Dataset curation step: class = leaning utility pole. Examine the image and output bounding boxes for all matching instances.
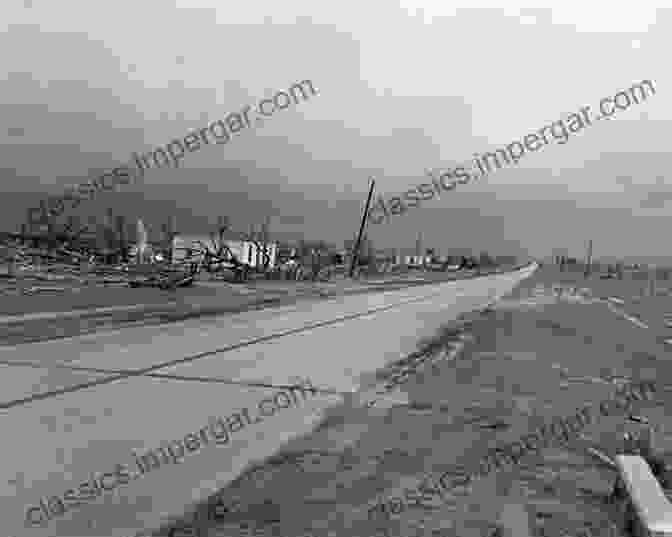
[349,177,375,278]
[584,239,593,278]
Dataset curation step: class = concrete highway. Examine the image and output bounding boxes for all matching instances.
[0,263,536,537]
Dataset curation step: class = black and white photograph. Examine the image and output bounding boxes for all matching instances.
[0,2,670,536]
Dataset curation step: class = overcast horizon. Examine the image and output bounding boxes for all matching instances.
[1,1,670,263]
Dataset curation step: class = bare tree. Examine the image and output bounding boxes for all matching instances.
[261,216,271,269]
[479,250,495,267]
[115,215,128,262]
[201,216,237,266]
[292,239,333,280]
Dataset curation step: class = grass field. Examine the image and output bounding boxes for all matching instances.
[0,269,510,345]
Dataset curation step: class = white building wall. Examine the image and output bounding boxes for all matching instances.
[394,255,430,266]
[171,236,277,268]
[246,242,278,268]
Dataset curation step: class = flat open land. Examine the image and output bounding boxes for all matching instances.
[0,269,499,345]
[154,266,672,537]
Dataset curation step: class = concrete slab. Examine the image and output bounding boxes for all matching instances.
[0,264,537,537]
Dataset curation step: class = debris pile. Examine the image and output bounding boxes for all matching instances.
[0,240,198,295]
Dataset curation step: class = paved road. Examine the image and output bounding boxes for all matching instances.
[0,264,536,537]
[0,274,485,346]
[205,266,672,537]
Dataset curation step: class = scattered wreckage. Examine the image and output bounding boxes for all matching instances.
[125,263,197,289]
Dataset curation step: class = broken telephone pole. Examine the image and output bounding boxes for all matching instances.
[349,177,375,279]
